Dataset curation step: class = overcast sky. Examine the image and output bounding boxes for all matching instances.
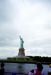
[0,0,51,58]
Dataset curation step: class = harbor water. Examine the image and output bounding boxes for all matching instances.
[1,63,51,75]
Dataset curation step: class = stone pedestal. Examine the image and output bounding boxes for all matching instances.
[18,48,25,57]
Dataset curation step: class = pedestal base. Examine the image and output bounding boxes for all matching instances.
[18,48,25,57]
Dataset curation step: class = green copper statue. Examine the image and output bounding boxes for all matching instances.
[19,36,24,48]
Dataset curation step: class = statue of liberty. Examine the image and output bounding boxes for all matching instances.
[19,36,24,48]
[18,36,25,56]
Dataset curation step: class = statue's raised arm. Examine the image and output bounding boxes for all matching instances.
[19,36,24,48]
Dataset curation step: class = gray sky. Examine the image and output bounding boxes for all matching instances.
[0,0,51,58]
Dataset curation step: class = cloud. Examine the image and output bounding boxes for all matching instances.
[0,0,51,58]
[0,47,18,59]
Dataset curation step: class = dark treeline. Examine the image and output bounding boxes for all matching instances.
[29,56,51,62]
[0,56,51,63]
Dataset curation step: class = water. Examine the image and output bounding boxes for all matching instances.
[4,63,36,73]
[1,63,51,75]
